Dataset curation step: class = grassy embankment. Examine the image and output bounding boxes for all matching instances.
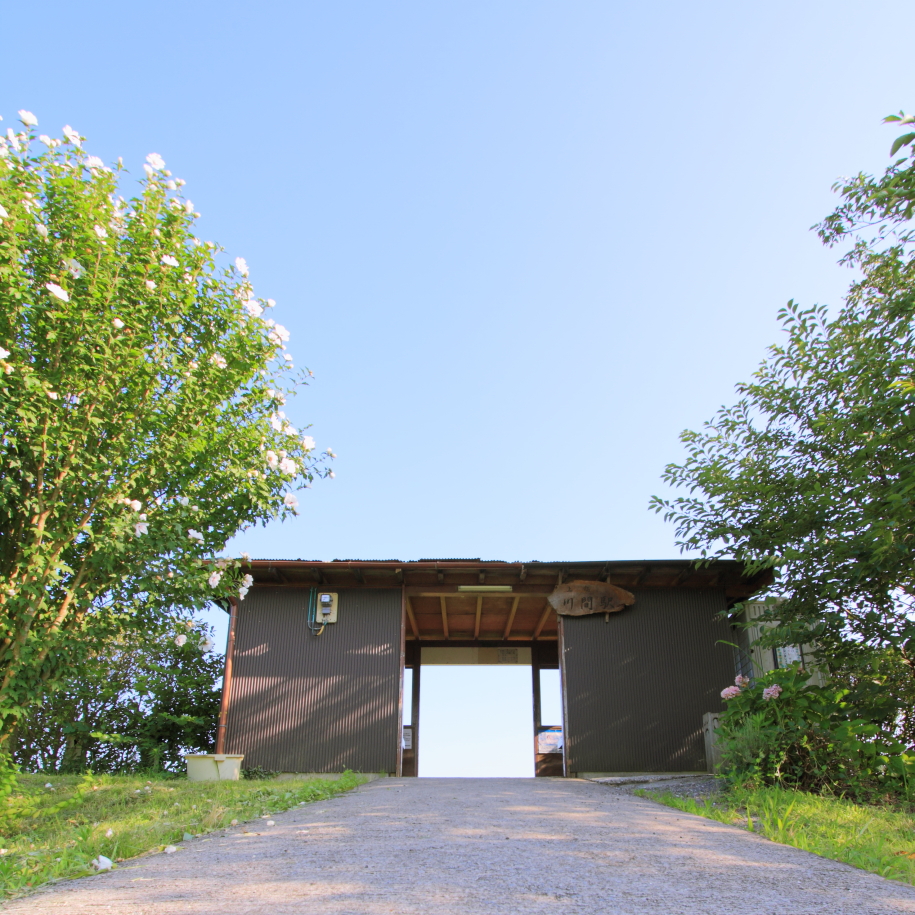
[1,770,364,898]
[642,785,915,886]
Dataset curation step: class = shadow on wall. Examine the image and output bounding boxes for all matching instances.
[562,589,735,773]
[225,588,403,773]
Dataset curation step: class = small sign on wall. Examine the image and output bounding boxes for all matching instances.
[402,727,413,750]
[548,580,635,617]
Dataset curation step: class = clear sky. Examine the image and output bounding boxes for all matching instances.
[6,0,915,774]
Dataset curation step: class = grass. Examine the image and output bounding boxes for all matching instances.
[0,770,365,899]
[640,784,915,886]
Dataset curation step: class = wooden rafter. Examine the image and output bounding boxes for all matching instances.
[474,596,483,639]
[405,596,420,640]
[532,603,553,640]
[440,596,450,639]
[503,595,520,639]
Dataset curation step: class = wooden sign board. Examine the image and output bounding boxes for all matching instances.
[548,580,635,617]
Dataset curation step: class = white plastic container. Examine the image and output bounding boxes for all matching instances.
[184,754,244,781]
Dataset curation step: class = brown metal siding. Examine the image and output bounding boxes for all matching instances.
[561,588,735,773]
[225,587,403,772]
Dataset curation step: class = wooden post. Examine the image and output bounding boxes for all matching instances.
[531,656,542,775]
[411,651,421,776]
[215,597,238,755]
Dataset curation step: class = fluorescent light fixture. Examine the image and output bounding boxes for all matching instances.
[457,585,513,592]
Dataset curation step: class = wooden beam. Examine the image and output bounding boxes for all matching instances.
[502,595,521,639]
[439,596,450,639]
[407,587,552,597]
[405,596,420,640]
[473,596,483,639]
[532,603,554,640]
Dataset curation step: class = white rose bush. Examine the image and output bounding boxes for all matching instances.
[0,111,332,762]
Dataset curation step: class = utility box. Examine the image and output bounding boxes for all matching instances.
[184,753,244,781]
[318,592,339,623]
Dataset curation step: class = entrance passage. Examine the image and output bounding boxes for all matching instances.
[419,666,533,777]
[401,643,564,777]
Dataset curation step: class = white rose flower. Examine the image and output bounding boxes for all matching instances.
[45,282,69,302]
[234,257,249,276]
[39,134,52,146]
[326,449,336,458]
[328,470,335,479]
[18,110,37,127]
[36,224,48,238]
[146,152,165,170]
[242,574,254,588]
[161,254,179,267]
[0,347,9,360]
[174,634,187,647]
[200,636,215,652]
[266,298,276,308]
[178,496,190,506]
[85,156,104,169]
[94,225,108,239]
[210,354,227,369]
[279,457,297,475]
[0,204,7,219]
[65,259,84,279]
[112,318,125,329]
[244,299,263,317]
[62,125,81,147]
[184,200,194,213]
[47,391,59,400]
[135,522,148,536]
[208,571,223,588]
[187,529,204,542]
[265,450,279,469]
[301,436,316,451]
[283,492,299,511]
[238,586,249,600]
[145,279,156,290]
[129,499,142,511]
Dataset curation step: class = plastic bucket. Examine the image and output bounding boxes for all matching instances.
[184,754,244,781]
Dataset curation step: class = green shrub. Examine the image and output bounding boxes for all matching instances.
[716,666,915,801]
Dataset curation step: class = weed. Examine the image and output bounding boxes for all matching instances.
[641,785,915,886]
[0,770,364,898]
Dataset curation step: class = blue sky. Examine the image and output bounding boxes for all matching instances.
[7,0,915,774]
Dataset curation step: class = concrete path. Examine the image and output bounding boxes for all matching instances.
[7,777,915,915]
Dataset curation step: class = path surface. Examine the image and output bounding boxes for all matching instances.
[7,777,915,915]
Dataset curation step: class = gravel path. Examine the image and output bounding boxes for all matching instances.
[7,777,915,915]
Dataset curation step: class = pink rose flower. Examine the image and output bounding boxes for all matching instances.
[721,686,742,700]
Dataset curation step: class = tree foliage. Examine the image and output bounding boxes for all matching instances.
[0,111,331,746]
[10,617,223,773]
[651,113,915,702]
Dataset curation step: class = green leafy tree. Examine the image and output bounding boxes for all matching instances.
[11,617,224,773]
[0,110,332,751]
[651,113,915,715]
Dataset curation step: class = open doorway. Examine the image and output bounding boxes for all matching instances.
[401,644,564,777]
[419,665,533,776]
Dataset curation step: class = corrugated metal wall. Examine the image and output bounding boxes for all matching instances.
[561,588,735,773]
[225,587,402,773]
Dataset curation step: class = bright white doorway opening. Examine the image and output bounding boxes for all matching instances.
[417,666,536,777]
